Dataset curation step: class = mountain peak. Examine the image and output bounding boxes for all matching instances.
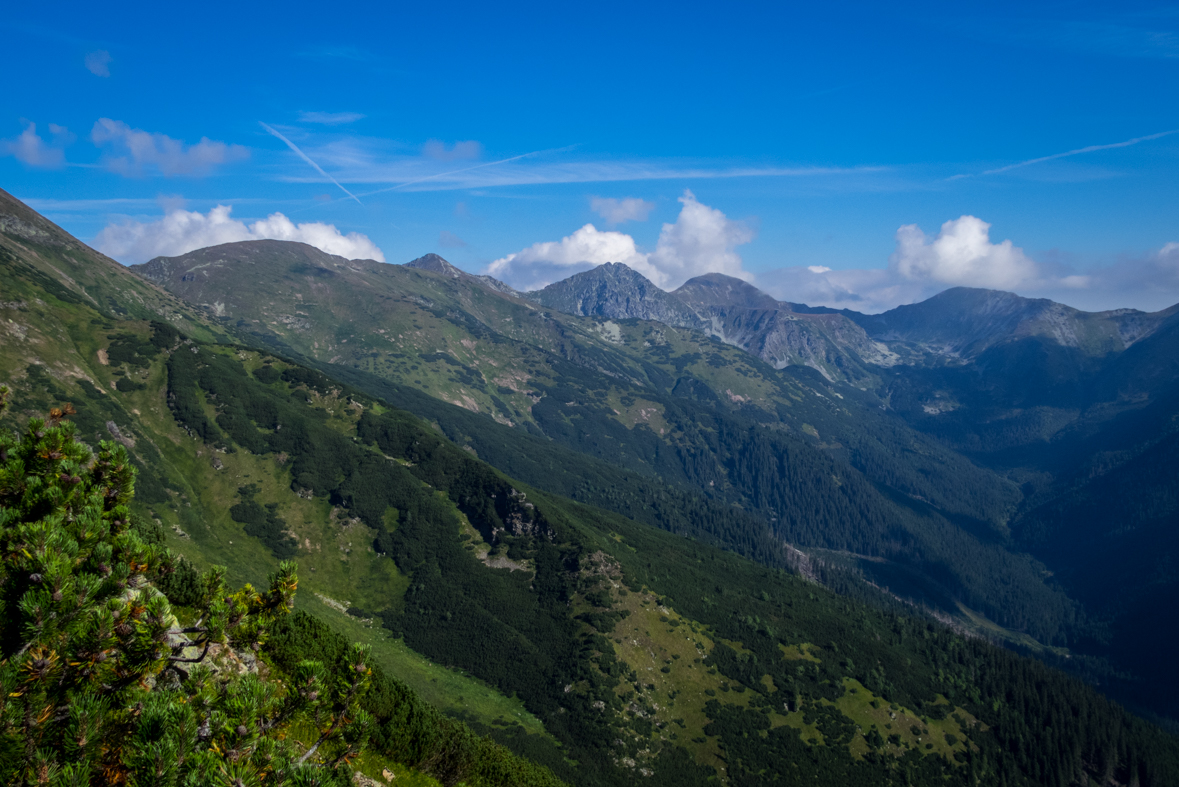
[133,239,362,286]
[850,285,1174,357]
[673,273,781,311]
[528,263,701,326]
[405,253,463,278]
[402,253,517,294]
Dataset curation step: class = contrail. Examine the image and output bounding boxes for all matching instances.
[981,129,1179,176]
[356,146,573,197]
[259,121,362,204]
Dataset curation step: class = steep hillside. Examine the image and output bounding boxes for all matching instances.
[1013,425,1179,719]
[0,187,228,344]
[128,244,1015,528]
[206,246,1179,724]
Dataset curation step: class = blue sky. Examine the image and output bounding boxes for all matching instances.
[3,1,1178,311]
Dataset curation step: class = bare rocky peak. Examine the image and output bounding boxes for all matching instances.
[405,253,463,277]
[528,262,703,327]
[528,263,884,382]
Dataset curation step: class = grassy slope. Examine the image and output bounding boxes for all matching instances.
[0,187,228,344]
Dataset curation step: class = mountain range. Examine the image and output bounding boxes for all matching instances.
[3,185,1179,785]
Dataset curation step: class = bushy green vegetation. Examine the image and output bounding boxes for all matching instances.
[0,390,360,785]
[267,612,566,787]
[0,387,566,787]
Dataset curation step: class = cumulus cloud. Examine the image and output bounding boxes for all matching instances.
[91,119,248,177]
[758,266,937,314]
[422,140,482,161]
[486,224,650,291]
[298,111,365,125]
[762,216,1048,312]
[648,190,754,286]
[590,196,655,224]
[1,122,70,168]
[759,219,1179,314]
[891,215,1039,289]
[94,205,384,264]
[85,50,112,77]
[487,190,753,291]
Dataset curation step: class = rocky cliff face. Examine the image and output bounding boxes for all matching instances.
[529,266,890,383]
[528,263,704,328]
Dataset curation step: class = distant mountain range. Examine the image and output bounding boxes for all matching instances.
[528,264,893,384]
[530,260,1179,387]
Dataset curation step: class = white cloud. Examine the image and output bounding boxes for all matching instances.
[891,215,1039,289]
[422,140,482,161]
[85,50,112,77]
[486,224,652,291]
[761,215,1050,312]
[487,190,753,290]
[298,111,365,125]
[591,196,655,224]
[649,190,754,287]
[758,266,936,314]
[94,205,384,264]
[758,222,1179,314]
[1,122,68,168]
[91,118,249,177]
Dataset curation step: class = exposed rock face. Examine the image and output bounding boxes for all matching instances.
[527,264,1179,385]
[528,263,704,328]
[530,265,885,382]
[404,253,464,278]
